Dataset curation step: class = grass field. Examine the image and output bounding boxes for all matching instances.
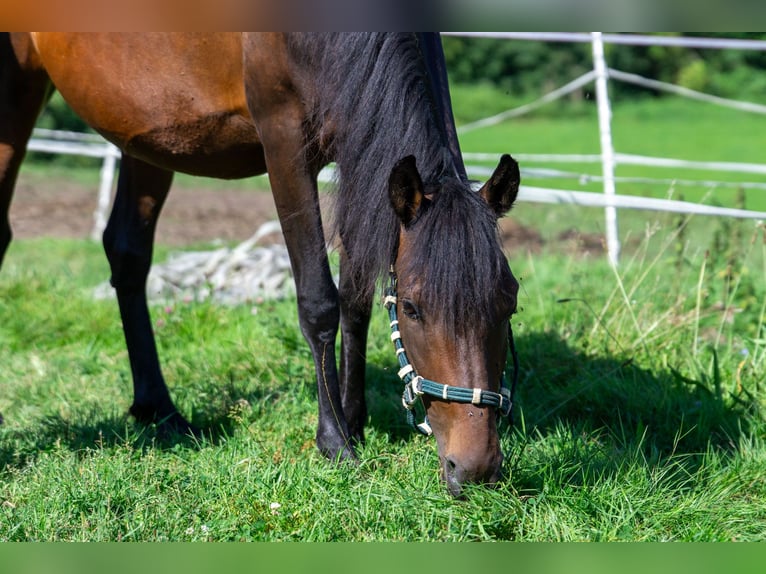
[455,87,766,211]
[2,95,766,540]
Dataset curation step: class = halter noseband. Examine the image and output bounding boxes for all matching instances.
[383,267,520,436]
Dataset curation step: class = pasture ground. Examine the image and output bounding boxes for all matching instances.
[1,96,765,541]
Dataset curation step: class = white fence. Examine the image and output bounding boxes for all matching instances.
[446,32,766,264]
[28,33,766,263]
[28,128,119,240]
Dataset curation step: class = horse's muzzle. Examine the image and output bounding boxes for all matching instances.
[442,451,503,498]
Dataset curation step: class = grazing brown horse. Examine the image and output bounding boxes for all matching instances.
[0,33,520,497]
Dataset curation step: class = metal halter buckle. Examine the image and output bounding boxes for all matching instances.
[499,385,513,418]
[401,376,423,410]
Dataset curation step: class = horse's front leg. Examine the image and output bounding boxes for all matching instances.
[256,133,354,462]
[272,164,355,461]
[270,166,354,460]
[102,155,193,435]
[338,248,373,444]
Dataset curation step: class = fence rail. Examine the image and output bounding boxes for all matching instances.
[28,129,119,240]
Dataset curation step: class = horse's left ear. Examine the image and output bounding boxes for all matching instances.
[389,155,424,227]
[478,154,520,217]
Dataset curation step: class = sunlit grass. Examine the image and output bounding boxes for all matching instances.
[1,211,765,540]
[455,91,766,211]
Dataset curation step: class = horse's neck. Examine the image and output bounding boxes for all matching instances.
[414,33,466,181]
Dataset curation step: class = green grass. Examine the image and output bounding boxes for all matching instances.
[1,212,765,541]
[458,92,766,210]
[451,90,766,253]
[3,96,766,541]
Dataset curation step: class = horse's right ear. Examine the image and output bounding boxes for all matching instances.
[388,155,424,227]
[479,154,520,218]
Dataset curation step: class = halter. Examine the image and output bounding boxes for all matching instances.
[383,267,520,436]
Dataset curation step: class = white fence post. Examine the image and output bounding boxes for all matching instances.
[591,32,620,265]
[91,144,119,240]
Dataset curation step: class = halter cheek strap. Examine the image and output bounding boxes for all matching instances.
[384,269,520,436]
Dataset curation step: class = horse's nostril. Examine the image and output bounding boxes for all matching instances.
[444,457,462,482]
[443,457,464,498]
[444,453,502,486]
[445,456,467,487]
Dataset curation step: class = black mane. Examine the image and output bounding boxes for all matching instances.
[287,33,511,326]
[398,180,515,333]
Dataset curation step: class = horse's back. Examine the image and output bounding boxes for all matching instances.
[29,32,268,178]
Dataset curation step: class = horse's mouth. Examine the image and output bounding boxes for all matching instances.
[440,454,504,498]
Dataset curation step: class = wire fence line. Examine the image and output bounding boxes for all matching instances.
[457,70,597,133]
[464,152,766,175]
[516,185,766,220]
[470,164,766,192]
[606,68,766,115]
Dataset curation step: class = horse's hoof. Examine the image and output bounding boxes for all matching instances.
[316,432,358,464]
[129,404,200,439]
[157,411,202,439]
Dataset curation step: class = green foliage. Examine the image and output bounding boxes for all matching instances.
[35,92,90,134]
[442,34,766,103]
[677,59,709,92]
[443,36,593,98]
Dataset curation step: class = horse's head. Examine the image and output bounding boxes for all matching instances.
[387,154,520,497]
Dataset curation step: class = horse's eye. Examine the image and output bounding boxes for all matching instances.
[401,299,422,321]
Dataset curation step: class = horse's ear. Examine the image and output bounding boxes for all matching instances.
[389,155,424,227]
[479,154,520,217]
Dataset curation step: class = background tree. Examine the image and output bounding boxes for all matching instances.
[441,33,766,103]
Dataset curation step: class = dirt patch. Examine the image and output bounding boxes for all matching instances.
[556,229,607,256]
[9,175,592,256]
[498,217,545,254]
[11,178,280,247]
[11,179,104,240]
